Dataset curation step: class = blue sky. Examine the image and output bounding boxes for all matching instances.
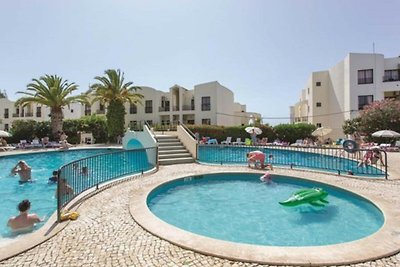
[1,0,399,125]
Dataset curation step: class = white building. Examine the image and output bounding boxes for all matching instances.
[290,53,400,139]
[122,81,260,128]
[0,97,81,131]
[0,81,260,131]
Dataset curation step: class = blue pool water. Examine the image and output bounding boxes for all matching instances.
[0,149,119,241]
[148,173,384,246]
[198,146,385,177]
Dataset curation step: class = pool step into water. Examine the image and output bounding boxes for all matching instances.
[156,135,195,165]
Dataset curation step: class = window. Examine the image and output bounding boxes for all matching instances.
[4,124,9,131]
[187,119,195,125]
[358,69,373,84]
[129,103,137,114]
[99,103,105,111]
[146,120,153,126]
[129,120,137,130]
[201,96,211,111]
[202,118,211,125]
[84,104,91,116]
[145,100,152,113]
[307,88,310,94]
[358,95,374,110]
[4,108,9,118]
[316,102,322,107]
[383,69,400,82]
[316,82,321,86]
[36,107,41,117]
[316,123,322,128]
[191,98,195,110]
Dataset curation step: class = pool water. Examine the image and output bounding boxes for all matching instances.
[198,146,385,177]
[148,173,384,246]
[0,149,118,241]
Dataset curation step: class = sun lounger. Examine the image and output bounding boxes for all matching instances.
[221,137,232,145]
[0,146,16,152]
[233,138,245,145]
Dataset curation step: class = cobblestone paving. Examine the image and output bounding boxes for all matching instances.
[1,162,400,267]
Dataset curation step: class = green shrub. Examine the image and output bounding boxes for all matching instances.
[63,115,108,144]
[8,116,107,145]
[186,124,276,143]
[273,123,316,144]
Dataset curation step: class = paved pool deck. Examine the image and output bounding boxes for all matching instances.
[0,152,400,266]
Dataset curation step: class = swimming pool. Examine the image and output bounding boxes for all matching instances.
[148,173,384,246]
[198,145,385,177]
[0,149,119,242]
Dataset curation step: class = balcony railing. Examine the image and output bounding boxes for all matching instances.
[383,76,400,82]
[182,105,195,111]
[96,109,105,114]
[25,112,34,117]
[12,113,19,118]
[159,106,170,112]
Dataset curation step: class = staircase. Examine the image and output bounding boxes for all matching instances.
[156,135,195,165]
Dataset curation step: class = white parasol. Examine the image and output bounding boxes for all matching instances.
[371,130,400,138]
[0,130,11,138]
[311,127,332,137]
[245,126,262,135]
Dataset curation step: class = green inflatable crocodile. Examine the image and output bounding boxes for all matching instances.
[279,188,329,207]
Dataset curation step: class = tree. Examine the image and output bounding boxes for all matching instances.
[358,99,400,140]
[342,117,361,136]
[88,69,143,142]
[15,75,86,137]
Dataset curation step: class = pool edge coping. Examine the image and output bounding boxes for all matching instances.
[129,166,400,266]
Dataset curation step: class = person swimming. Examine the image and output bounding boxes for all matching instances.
[7,199,42,233]
[48,170,58,184]
[11,160,32,183]
[260,172,272,183]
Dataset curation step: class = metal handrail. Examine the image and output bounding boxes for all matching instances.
[56,147,157,222]
[197,144,388,179]
[178,121,196,139]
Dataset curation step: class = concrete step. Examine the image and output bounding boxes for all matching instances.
[158,145,186,151]
[159,153,192,159]
[155,135,178,140]
[159,157,195,165]
[159,149,189,155]
[158,142,183,147]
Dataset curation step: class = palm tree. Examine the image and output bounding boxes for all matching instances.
[88,69,143,142]
[16,74,86,137]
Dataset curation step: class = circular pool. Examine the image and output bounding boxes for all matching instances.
[147,173,383,247]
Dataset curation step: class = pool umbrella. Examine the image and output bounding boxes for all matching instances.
[245,126,262,135]
[0,130,11,138]
[311,127,332,138]
[371,130,400,138]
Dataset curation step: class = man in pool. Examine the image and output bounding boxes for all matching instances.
[11,160,32,183]
[7,199,42,232]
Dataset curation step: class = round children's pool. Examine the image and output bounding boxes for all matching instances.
[147,173,384,246]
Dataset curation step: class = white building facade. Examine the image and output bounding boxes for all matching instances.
[290,53,400,139]
[0,81,260,131]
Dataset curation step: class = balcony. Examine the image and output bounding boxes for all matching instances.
[182,105,195,111]
[158,106,170,112]
[25,112,34,117]
[12,113,19,118]
[96,109,105,114]
[383,76,400,82]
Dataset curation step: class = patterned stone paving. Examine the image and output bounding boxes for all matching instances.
[1,155,400,266]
